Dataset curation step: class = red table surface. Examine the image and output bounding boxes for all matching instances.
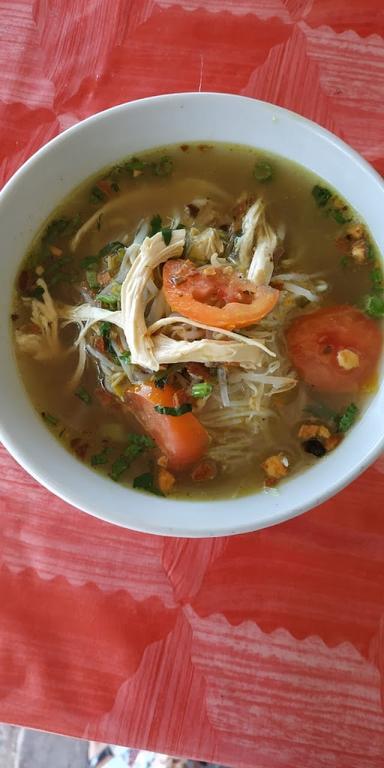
[1,1,384,766]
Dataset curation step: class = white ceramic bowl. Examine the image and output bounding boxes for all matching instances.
[0,93,383,537]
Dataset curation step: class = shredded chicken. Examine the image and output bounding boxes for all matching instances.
[71,179,232,253]
[147,315,274,355]
[16,279,61,361]
[120,230,186,370]
[153,333,267,366]
[187,227,224,262]
[234,198,278,286]
[236,199,265,272]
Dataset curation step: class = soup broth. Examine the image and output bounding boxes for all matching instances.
[12,143,383,499]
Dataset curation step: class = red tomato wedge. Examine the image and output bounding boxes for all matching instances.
[123,382,209,471]
[162,259,279,330]
[286,305,382,392]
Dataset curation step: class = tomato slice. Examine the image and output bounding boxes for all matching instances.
[286,305,382,392]
[162,259,279,330]
[123,382,209,471]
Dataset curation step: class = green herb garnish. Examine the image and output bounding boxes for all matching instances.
[86,270,99,289]
[98,241,126,257]
[254,160,273,182]
[75,386,92,405]
[149,215,174,244]
[340,255,350,269]
[312,185,332,207]
[154,403,192,416]
[161,227,172,246]
[124,434,154,462]
[43,217,79,242]
[125,156,146,175]
[336,403,359,433]
[149,214,162,237]
[99,321,111,336]
[129,434,154,449]
[99,295,118,309]
[110,454,130,481]
[99,321,116,356]
[133,472,164,496]
[119,350,132,363]
[109,435,154,481]
[91,447,109,466]
[362,293,384,318]
[41,411,58,426]
[152,156,173,177]
[90,185,107,204]
[80,255,99,269]
[191,382,213,399]
[331,209,352,224]
[154,371,167,388]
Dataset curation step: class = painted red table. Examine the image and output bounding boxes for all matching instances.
[1,2,384,766]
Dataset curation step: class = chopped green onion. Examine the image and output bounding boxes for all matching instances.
[191,382,213,399]
[75,386,92,405]
[91,447,109,466]
[154,371,167,389]
[98,321,116,356]
[90,185,107,204]
[80,255,99,269]
[149,215,175,244]
[340,255,350,269]
[125,156,146,175]
[128,434,154,449]
[254,160,273,182]
[133,472,164,496]
[98,241,126,257]
[362,294,384,318]
[154,403,192,416]
[110,455,130,481]
[161,227,172,246]
[99,321,111,336]
[124,434,155,461]
[312,185,332,207]
[149,214,162,237]
[109,434,154,481]
[43,216,80,242]
[86,269,99,289]
[41,411,58,426]
[152,156,173,177]
[119,350,132,363]
[331,209,352,224]
[336,403,359,433]
[99,295,118,309]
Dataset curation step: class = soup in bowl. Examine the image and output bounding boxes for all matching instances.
[0,93,383,536]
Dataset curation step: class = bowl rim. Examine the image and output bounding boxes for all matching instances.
[1,91,383,538]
